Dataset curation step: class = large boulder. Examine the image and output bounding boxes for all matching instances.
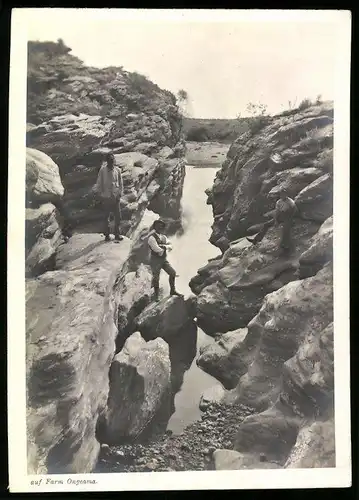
[25,203,63,277]
[104,332,171,444]
[26,148,64,205]
[26,203,60,252]
[233,408,300,465]
[197,329,249,389]
[134,296,196,343]
[25,149,66,276]
[26,234,133,474]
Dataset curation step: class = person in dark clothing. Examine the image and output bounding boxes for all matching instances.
[94,153,124,242]
[148,219,183,301]
[247,189,298,254]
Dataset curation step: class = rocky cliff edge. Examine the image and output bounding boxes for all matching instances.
[191,101,334,469]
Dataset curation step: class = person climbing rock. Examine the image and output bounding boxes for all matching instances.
[247,188,298,254]
[94,152,124,243]
[148,219,183,301]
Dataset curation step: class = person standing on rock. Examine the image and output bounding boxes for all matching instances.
[148,219,183,301]
[247,189,298,254]
[94,153,124,242]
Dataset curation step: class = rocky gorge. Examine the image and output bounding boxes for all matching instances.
[26,40,189,473]
[25,40,334,475]
[97,100,335,473]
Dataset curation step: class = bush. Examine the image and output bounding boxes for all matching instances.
[298,98,312,111]
[186,126,209,141]
[247,115,271,135]
[128,71,158,95]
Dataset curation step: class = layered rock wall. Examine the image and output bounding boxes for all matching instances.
[26,41,186,233]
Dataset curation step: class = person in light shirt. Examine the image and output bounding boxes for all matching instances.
[247,188,298,254]
[94,153,124,242]
[148,219,183,301]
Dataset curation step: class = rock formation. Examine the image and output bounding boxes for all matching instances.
[191,102,333,335]
[26,148,66,277]
[197,328,249,389]
[26,40,186,233]
[191,102,335,469]
[104,332,171,444]
[134,296,196,343]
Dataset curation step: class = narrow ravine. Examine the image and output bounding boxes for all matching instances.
[164,165,222,434]
[94,164,250,473]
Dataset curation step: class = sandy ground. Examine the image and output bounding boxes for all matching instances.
[185,141,230,167]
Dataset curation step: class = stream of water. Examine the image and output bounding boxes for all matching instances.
[158,165,223,434]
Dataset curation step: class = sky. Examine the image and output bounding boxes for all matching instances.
[23,9,344,118]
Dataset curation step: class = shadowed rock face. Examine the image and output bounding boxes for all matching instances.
[192,218,320,336]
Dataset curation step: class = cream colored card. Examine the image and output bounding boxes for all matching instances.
[8,8,351,492]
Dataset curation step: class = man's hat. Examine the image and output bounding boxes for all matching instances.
[153,218,166,228]
[106,152,115,161]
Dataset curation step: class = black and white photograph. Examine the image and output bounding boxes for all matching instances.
[8,8,351,492]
